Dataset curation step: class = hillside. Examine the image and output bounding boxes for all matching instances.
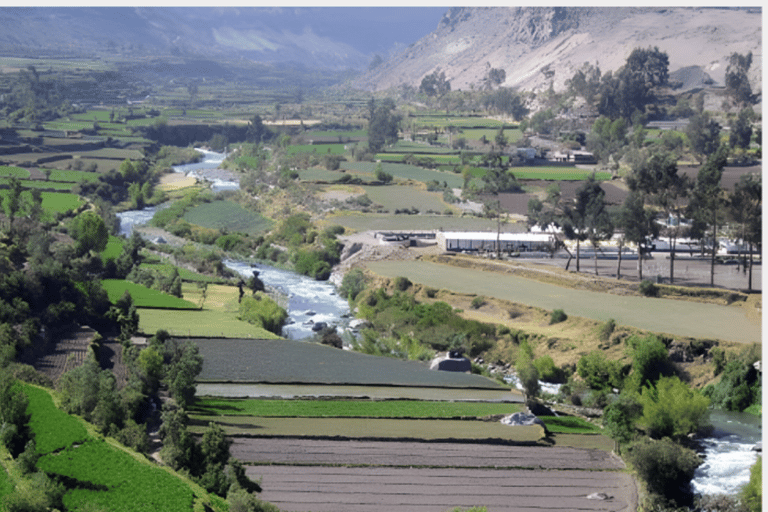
[354,7,762,96]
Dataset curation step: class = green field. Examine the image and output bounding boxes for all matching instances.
[138,308,280,339]
[0,165,31,178]
[0,190,84,213]
[183,200,274,235]
[102,279,198,310]
[37,439,197,512]
[376,153,463,165]
[48,169,102,183]
[509,166,611,181]
[23,384,89,455]
[191,398,522,418]
[298,167,370,182]
[101,236,124,262]
[362,185,455,213]
[538,415,601,434]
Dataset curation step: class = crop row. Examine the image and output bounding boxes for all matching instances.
[37,439,196,512]
[191,398,523,418]
[22,384,89,455]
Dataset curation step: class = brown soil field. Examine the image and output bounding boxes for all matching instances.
[498,180,628,216]
[240,439,635,512]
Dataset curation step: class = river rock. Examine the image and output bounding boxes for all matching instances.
[500,412,546,428]
[349,319,372,330]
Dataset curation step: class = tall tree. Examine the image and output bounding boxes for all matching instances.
[562,175,612,274]
[725,52,753,105]
[689,145,728,286]
[628,150,690,283]
[729,107,754,150]
[419,69,451,99]
[686,112,721,164]
[729,173,761,292]
[367,99,400,153]
[597,47,669,120]
[619,191,658,281]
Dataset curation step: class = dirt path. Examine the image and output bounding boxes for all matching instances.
[239,439,636,512]
[365,259,760,344]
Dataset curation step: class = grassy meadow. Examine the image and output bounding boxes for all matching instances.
[101,279,198,310]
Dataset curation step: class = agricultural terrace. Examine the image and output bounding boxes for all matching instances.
[0,165,30,178]
[365,259,761,344]
[361,185,457,213]
[194,338,505,388]
[100,235,124,262]
[326,211,527,232]
[101,279,198,309]
[286,143,347,155]
[182,200,274,236]
[0,190,84,213]
[137,284,280,338]
[340,162,465,188]
[20,384,227,512]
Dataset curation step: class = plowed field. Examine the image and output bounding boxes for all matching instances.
[240,439,636,512]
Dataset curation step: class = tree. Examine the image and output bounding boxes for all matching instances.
[686,112,721,163]
[626,437,701,506]
[626,334,674,391]
[586,116,627,164]
[688,145,728,286]
[568,174,613,275]
[729,173,761,291]
[628,149,689,283]
[638,376,710,440]
[483,67,506,89]
[577,351,623,390]
[0,368,30,457]
[729,107,754,150]
[567,62,601,104]
[2,176,23,234]
[246,114,268,143]
[515,341,539,401]
[618,191,658,281]
[597,47,669,120]
[374,163,393,184]
[368,99,400,153]
[70,211,109,256]
[419,69,451,99]
[725,51,753,105]
[602,394,642,446]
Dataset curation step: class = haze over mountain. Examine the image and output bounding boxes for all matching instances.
[0,7,446,70]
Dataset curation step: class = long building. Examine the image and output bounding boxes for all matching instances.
[436,231,556,253]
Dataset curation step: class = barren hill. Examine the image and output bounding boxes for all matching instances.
[354,7,761,95]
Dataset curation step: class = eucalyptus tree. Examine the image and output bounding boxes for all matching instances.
[688,145,728,286]
[729,173,761,291]
[562,174,613,274]
[628,149,690,283]
[618,191,658,281]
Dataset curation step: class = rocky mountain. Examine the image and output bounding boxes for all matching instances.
[354,7,762,96]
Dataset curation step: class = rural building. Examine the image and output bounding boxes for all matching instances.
[646,120,690,131]
[436,231,556,253]
[430,351,471,372]
[551,150,596,164]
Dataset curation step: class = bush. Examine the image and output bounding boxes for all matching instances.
[577,351,623,390]
[741,457,762,512]
[534,355,564,383]
[393,276,411,291]
[471,296,486,309]
[238,294,288,335]
[639,376,710,440]
[339,268,367,302]
[549,309,567,324]
[639,279,659,297]
[599,319,616,341]
[626,437,701,506]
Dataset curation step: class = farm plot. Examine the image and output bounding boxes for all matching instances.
[137,309,280,339]
[326,212,527,233]
[191,398,523,419]
[365,260,761,344]
[28,325,96,386]
[361,185,456,213]
[249,464,635,512]
[102,279,198,309]
[182,200,273,236]
[193,338,505,388]
[191,416,546,443]
[340,162,465,188]
[0,165,30,178]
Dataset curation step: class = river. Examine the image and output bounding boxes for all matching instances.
[116,148,759,497]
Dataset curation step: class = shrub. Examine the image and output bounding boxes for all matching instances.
[638,376,710,440]
[424,287,438,298]
[339,268,367,302]
[577,351,623,390]
[549,309,567,324]
[238,294,288,335]
[626,437,701,506]
[639,279,659,297]
[393,276,411,291]
[599,318,616,341]
[471,296,485,309]
[741,457,762,512]
[534,355,564,383]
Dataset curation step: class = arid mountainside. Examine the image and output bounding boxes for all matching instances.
[354,7,761,95]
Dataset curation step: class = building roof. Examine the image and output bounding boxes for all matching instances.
[440,231,554,242]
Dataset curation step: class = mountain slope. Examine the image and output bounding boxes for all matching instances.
[354,7,762,95]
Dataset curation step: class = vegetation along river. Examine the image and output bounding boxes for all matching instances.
[117,149,758,499]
